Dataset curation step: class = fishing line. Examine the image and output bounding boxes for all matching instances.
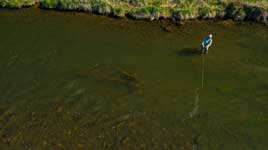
[201,52,206,89]
[190,52,206,118]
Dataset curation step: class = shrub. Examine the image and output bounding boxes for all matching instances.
[152,0,163,7]
[225,1,244,18]
[113,6,125,17]
[172,5,198,21]
[40,0,59,9]
[91,0,112,15]
[199,6,211,17]
[244,5,267,22]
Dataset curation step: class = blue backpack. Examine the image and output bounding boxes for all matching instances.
[202,37,212,47]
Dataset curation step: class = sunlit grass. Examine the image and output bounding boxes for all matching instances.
[0,0,37,8]
[1,0,268,22]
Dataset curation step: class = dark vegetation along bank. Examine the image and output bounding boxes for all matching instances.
[1,0,268,24]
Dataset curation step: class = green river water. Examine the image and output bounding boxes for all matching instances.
[0,7,268,150]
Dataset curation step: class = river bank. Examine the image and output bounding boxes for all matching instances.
[1,0,268,25]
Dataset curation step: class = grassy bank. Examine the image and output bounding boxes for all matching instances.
[1,0,268,23]
[0,0,38,8]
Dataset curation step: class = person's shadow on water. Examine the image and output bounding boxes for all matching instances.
[176,47,202,56]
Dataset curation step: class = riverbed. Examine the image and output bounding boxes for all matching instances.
[0,7,268,150]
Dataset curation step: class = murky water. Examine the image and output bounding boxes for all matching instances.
[0,7,268,150]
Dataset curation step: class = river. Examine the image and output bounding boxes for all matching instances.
[0,7,268,150]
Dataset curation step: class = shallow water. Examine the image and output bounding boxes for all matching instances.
[0,8,268,150]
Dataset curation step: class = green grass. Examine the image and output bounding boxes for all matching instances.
[112,6,125,17]
[1,0,268,22]
[0,0,37,8]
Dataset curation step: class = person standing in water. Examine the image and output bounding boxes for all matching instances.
[201,34,213,54]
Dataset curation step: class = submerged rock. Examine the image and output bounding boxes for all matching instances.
[219,19,235,28]
[161,25,172,32]
[160,21,173,32]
